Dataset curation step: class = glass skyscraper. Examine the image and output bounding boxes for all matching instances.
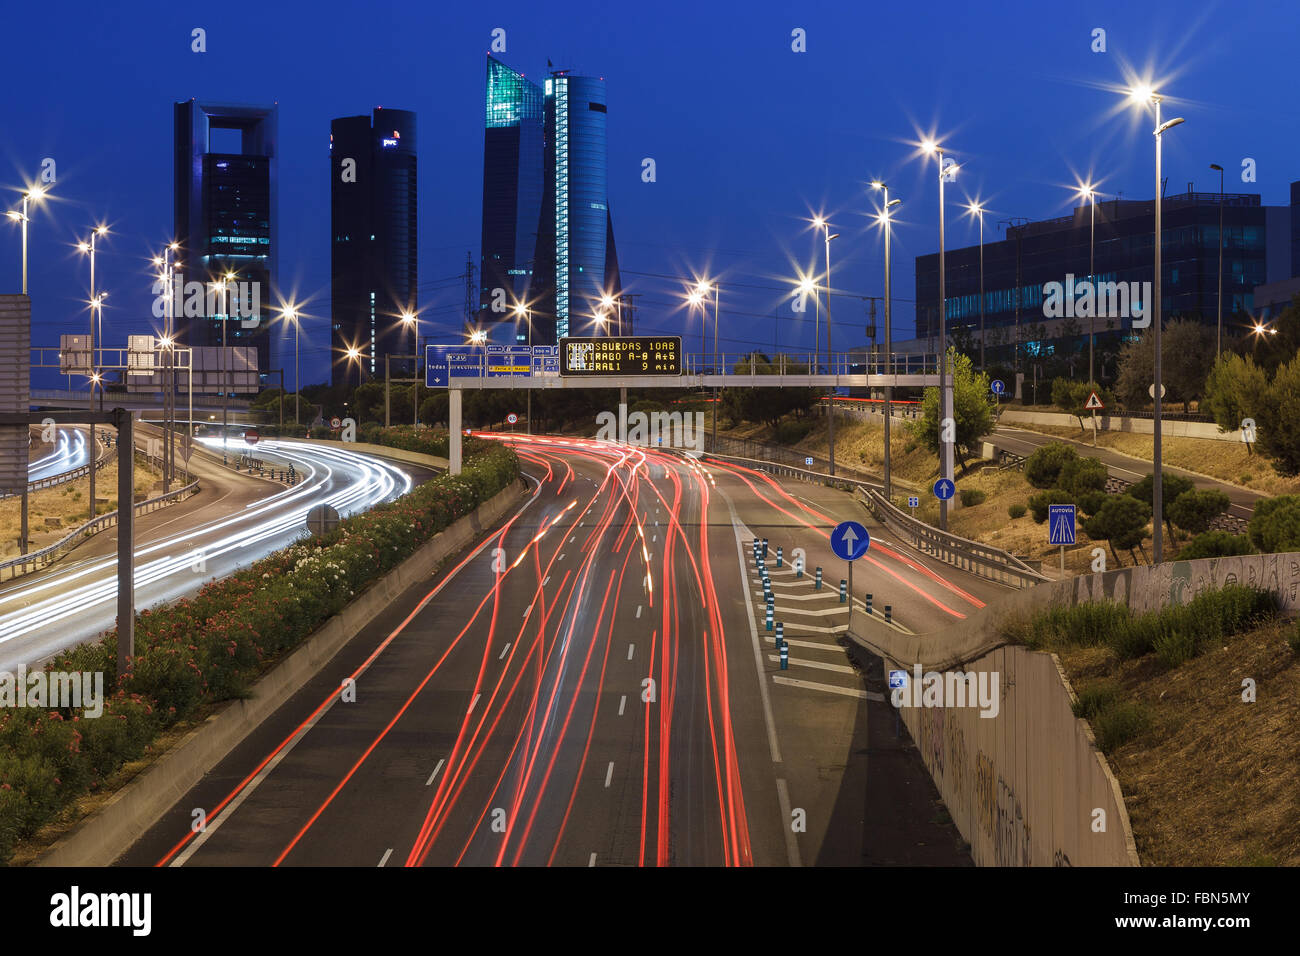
[330,107,418,386]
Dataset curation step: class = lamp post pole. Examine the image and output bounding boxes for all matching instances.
[1211,163,1225,359]
[874,183,899,499]
[712,284,720,453]
[823,229,838,476]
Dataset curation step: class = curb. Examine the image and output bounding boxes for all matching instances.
[34,476,527,867]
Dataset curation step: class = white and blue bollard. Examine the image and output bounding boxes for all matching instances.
[776,547,783,568]
[775,621,784,648]
[779,642,789,670]
[766,604,774,631]
[762,538,769,558]
[866,593,873,615]
[885,605,893,625]
[815,567,822,590]
[839,579,847,603]
[795,559,803,579]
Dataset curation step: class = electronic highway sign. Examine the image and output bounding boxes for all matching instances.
[560,336,681,376]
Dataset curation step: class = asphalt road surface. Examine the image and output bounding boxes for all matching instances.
[0,438,424,671]
[122,434,1000,867]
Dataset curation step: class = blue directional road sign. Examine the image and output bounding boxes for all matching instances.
[486,344,533,378]
[804,457,814,466]
[426,345,483,387]
[1048,504,1077,545]
[830,520,871,561]
[990,379,1006,395]
[933,478,955,500]
[907,495,920,509]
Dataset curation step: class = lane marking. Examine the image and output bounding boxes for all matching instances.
[627,643,635,661]
[604,762,614,788]
[425,758,446,786]
[767,654,856,675]
[618,694,627,716]
[763,634,843,651]
[499,643,510,660]
[559,552,566,561]
[635,605,642,619]
[771,675,882,701]
[378,848,393,867]
[589,852,597,867]
[468,693,481,714]
[542,575,550,586]
[775,778,802,868]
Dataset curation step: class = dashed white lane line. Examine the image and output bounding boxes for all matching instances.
[627,643,635,661]
[771,675,882,701]
[775,779,802,867]
[559,552,566,561]
[635,605,643,618]
[426,758,446,786]
[763,634,842,651]
[468,693,481,714]
[604,762,614,788]
[378,848,394,867]
[618,694,627,716]
[766,654,856,675]
[543,575,550,586]
[499,643,511,660]
[589,852,597,867]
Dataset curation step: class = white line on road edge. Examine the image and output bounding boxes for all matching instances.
[426,758,446,786]
[378,848,394,867]
[727,504,782,765]
[618,694,627,716]
[469,693,481,713]
[168,471,548,867]
[499,643,511,660]
[636,605,642,618]
[775,779,802,868]
[604,762,614,788]
[771,675,882,701]
[627,643,635,661]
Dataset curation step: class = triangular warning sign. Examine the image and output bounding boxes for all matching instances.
[1084,391,1104,410]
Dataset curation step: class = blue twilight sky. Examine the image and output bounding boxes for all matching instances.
[1,0,1297,385]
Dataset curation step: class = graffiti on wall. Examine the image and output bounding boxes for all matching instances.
[1071,553,1300,615]
[921,706,946,779]
[973,749,1033,865]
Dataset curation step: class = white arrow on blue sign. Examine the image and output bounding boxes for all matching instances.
[933,478,955,500]
[830,520,871,561]
[1048,504,1077,545]
[990,379,1006,395]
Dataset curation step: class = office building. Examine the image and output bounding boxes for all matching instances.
[330,107,418,386]
[174,100,277,380]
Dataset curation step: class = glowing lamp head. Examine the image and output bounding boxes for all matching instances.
[600,294,615,309]
[77,242,90,253]
[870,181,884,190]
[921,139,938,155]
[152,256,163,267]
[1128,84,1155,104]
[5,211,20,222]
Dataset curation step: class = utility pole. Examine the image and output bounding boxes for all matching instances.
[463,252,477,337]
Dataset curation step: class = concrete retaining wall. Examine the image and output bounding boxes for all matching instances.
[35,477,528,866]
[999,408,1240,442]
[846,551,1300,867]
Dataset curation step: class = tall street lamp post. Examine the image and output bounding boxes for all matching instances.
[1210,163,1225,359]
[6,185,47,294]
[819,224,839,475]
[923,141,959,531]
[78,226,109,520]
[967,200,986,372]
[513,302,532,435]
[872,182,901,499]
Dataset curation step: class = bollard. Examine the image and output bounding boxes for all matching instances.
[885,605,893,624]
[839,579,847,603]
[866,593,873,615]
[779,642,788,670]
[765,605,774,631]
[775,621,784,648]
[776,546,783,568]
[815,567,822,590]
[762,538,768,558]
[795,560,803,579]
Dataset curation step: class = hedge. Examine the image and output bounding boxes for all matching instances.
[0,433,518,863]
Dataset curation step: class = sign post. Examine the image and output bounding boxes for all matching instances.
[830,520,871,630]
[1048,503,1077,574]
[1084,390,1104,447]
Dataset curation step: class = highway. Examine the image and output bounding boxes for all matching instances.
[0,438,422,672]
[28,427,90,482]
[122,434,1004,867]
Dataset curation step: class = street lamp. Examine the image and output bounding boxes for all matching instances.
[213,270,237,464]
[77,226,109,520]
[1127,84,1185,564]
[872,181,902,498]
[281,304,302,426]
[1072,181,1100,388]
[1210,163,1225,359]
[599,292,622,335]
[818,223,840,475]
[400,309,420,427]
[6,185,47,294]
[513,301,533,435]
[966,200,986,372]
[922,140,960,531]
[154,241,180,489]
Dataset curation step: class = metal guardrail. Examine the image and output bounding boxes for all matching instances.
[0,450,200,582]
[701,450,882,493]
[857,487,1050,589]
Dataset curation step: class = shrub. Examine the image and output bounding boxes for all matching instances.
[773,418,815,445]
[1008,503,1027,519]
[1168,488,1231,536]
[1092,701,1151,752]
[1011,602,1128,650]
[1060,456,1108,496]
[1029,489,1075,523]
[1248,494,1300,553]
[1078,490,1108,517]
[1072,680,1120,720]
[1024,442,1077,489]
[960,488,986,507]
[1175,531,1255,560]
[1288,621,1300,655]
[1126,473,1195,507]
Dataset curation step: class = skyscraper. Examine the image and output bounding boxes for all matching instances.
[174,100,277,377]
[480,56,543,337]
[478,58,622,345]
[330,107,418,386]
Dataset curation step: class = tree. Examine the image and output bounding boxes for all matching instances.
[1162,320,1216,412]
[721,353,818,428]
[1175,531,1255,560]
[1203,353,1268,452]
[1028,488,1075,523]
[1060,456,1108,496]
[1167,488,1230,537]
[908,349,994,473]
[1247,495,1300,553]
[1126,472,1195,544]
[1024,441,1077,489]
[1084,495,1152,566]
[1113,331,1154,410]
[1254,354,1300,476]
[1245,295,1300,375]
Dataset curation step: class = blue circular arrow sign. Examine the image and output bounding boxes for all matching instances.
[933,478,955,500]
[990,379,1005,394]
[830,520,871,561]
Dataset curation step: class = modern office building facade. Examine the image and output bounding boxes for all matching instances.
[330,107,418,386]
[174,100,277,379]
[480,56,544,338]
[915,189,1269,375]
[478,57,623,345]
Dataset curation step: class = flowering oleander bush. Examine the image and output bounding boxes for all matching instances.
[0,438,517,863]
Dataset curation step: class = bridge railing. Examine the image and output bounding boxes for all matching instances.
[700,449,882,493]
[0,451,199,582]
[16,442,117,496]
[857,487,1049,589]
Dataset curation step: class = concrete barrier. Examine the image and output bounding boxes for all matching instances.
[35,476,528,866]
[999,408,1239,442]
[846,551,1300,867]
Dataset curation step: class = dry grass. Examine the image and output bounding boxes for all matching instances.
[1011,423,1300,497]
[0,457,163,559]
[1055,620,1300,866]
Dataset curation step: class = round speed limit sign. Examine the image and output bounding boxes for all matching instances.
[507,413,519,425]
